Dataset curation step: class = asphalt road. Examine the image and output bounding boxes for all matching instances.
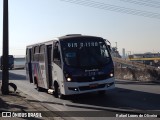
[1,70,160,119]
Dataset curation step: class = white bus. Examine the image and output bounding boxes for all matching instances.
[26,34,115,98]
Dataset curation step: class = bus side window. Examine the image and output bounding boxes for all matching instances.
[53,44,61,67]
[39,45,45,62]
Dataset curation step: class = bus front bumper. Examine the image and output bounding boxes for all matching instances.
[62,77,115,95]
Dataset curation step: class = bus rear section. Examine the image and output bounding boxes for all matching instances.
[26,35,115,98]
[26,41,55,91]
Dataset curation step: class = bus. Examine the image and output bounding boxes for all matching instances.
[26,34,115,98]
[0,55,14,70]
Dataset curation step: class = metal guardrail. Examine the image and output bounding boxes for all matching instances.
[14,65,25,69]
[128,57,160,61]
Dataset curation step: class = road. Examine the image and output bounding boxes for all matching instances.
[2,70,160,119]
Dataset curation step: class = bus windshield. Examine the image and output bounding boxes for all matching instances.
[61,38,111,68]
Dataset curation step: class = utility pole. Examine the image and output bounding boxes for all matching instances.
[115,42,118,57]
[115,42,117,50]
[1,0,9,95]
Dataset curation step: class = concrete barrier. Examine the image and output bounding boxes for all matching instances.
[13,65,25,70]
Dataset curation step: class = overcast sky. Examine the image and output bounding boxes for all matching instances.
[0,0,160,56]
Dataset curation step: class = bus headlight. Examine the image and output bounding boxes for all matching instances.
[67,77,72,82]
[110,73,114,77]
[65,73,72,82]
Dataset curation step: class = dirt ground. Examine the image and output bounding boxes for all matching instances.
[114,67,160,82]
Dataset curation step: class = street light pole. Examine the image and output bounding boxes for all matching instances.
[1,0,9,95]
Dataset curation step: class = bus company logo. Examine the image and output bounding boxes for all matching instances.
[91,77,95,80]
[2,112,11,117]
[85,69,99,72]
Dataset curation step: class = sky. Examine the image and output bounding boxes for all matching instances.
[0,0,160,56]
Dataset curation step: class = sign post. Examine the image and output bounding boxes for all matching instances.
[1,0,9,95]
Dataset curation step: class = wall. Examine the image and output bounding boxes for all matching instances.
[115,67,160,82]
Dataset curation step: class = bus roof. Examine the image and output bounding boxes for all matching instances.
[26,34,104,47]
[58,34,103,40]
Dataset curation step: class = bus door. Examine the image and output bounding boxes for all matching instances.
[52,41,64,91]
[26,48,33,83]
[46,45,53,89]
[39,45,47,88]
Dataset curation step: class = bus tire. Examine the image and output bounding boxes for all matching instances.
[54,84,64,99]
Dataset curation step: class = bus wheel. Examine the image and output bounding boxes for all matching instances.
[54,85,63,99]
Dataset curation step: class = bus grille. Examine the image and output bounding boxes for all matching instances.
[75,74,110,82]
[79,84,105,91]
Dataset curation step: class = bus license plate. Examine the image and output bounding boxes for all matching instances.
[89,83,98,88]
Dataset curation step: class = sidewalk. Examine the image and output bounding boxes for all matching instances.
[0,81,64,120]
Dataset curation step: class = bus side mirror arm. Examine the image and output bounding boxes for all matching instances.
[107,45,111,52]
[104,39,111,52]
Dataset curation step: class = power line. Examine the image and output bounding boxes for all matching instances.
[120,0,160,8]
[139,0,160,5]
[60,0,160,19]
